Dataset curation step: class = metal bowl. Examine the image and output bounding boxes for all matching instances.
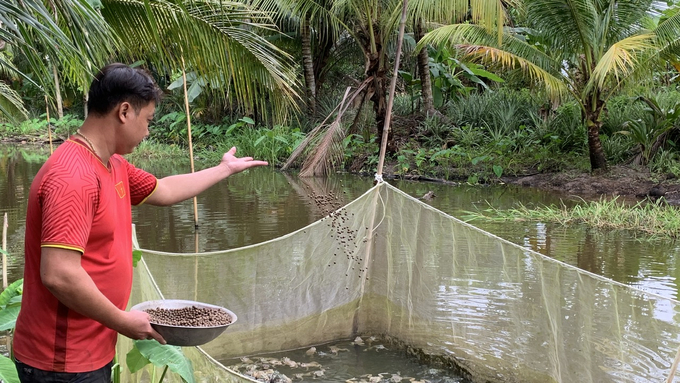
[130,299,237,347]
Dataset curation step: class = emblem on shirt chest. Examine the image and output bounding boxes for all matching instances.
[115,181,126,198]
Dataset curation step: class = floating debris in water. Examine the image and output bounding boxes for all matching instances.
[227,336,469,383]
[329,345,349,355]
[299,362,322,370]
[365,344,387,352]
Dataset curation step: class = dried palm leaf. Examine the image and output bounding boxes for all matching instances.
[283,78,370,175]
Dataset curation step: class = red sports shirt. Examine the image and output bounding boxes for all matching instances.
[14,138,157,372]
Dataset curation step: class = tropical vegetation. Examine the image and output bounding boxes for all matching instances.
[2,0,680,180]
[419,0,680,170]
[4,1,680,380]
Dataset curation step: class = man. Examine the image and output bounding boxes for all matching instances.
[12,63,268,382]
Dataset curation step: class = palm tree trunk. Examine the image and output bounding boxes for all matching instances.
[586,120,607,170]
[415,19,435,116]
[52,64,63,119]
[348,90,368,135]
[584,97,607,170]
[313,37,334,90]
[301,18,316,115]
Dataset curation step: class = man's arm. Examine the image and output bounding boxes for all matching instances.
[40,247,165,343]
[145,147,268,206]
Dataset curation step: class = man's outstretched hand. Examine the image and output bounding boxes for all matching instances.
[221,147,268,175]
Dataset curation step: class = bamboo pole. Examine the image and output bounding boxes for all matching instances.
[2,213,7,355]
[2,213,7,290]
[180,56,199,229]
[375,0,409,179]
[45,96,54,154]
[667,344,680,382]
[194,231,199,301]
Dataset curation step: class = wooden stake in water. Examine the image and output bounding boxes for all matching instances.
[2,213,7,290]
[2,214,8,355]
[181,55,199,230]
[375,0,408,179]
[194,231,199,301]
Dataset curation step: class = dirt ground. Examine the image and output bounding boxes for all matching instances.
[502,165,680,205]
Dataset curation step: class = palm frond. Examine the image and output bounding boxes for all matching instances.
[252,0,344,44]
[470,0,505,36]
[101,0,300,123]
[281,104,339,171]
[50,0,120,86]
[289,80,369,176]
[407,0,470,24]
[461,45,570,102]
[598,6,680,98]
[599,0,654,41]
[524,0,596,54]
[0,81,28,123]
[0,0,117,119]
[419,23,563,77]
[590,33,655,89]
[653,5,680,60]
[417,23,499,48]
[298,117,345,177]
[392,0,507,45]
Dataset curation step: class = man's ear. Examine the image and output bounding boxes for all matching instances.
[118,102,131,121]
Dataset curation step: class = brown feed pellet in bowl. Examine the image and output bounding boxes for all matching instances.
[144,305,232,327]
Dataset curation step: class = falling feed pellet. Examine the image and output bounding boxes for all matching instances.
[307,188,371,284]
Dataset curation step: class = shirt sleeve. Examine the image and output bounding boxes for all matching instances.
[125,160,157,206]
[39,164,99,253]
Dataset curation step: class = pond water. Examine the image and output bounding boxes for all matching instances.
[2,144,679,301]
[223,338,469,383]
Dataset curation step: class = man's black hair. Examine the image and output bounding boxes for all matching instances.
[87,63,163,116]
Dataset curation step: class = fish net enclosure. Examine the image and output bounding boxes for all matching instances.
[117,182,680,383]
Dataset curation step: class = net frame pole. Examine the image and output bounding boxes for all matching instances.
[181,55,200,230]
[667,345,680,382]
[375,0,409,181]
[2,213,7,289]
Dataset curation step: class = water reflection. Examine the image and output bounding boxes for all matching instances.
[1,144,678,300]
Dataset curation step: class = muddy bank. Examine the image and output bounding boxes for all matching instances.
[383,164,680,206]
[504,165,680,205]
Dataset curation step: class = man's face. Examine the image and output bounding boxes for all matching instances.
[118,102,155,154]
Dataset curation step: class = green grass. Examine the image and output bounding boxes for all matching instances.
[462,197,680,240]
[126,140,189,162]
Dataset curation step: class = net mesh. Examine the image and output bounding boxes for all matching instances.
[117,182,680,383]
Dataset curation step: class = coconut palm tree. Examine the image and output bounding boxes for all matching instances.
[99,0,300,124]
[407,0,514,117]
[2,0,301,125]
[273,0,510,174]
[0,56,29,121]
[419,0,680,171]
[299,0,509,148]
[0,0,116,122]
[247,0,341,117]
